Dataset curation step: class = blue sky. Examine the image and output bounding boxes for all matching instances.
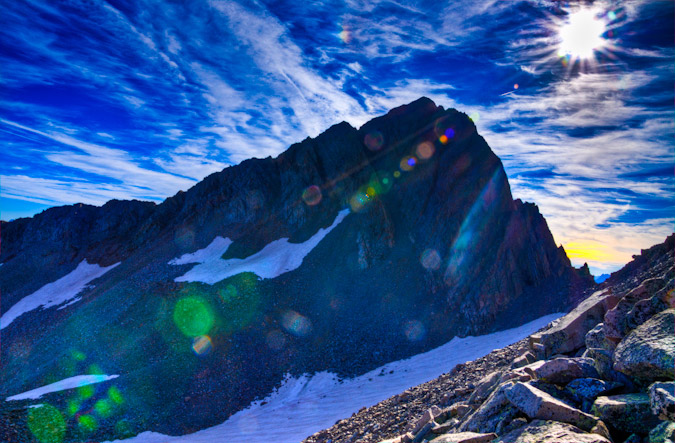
[1,0,673,274]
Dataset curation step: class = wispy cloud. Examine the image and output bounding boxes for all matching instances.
[0,0,672,273]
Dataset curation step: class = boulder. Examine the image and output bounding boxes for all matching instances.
[613,309,675,384]
[511,351,536,369]
[603,277,666,341]
[624,286,672,332]
[459,381,520,433]
[565,378,623,404]
[504,382,597,431]
[649,381,675,421]
[585,323,615,353]
[410,405,442,435]
[431,432,498,443]
[468,371,502,405]
[494,420,611,443]
[530,289,619,358]
[649,420,675,443]
[448,403,473,419]
[592,393,660,434]
[533,357,599,385]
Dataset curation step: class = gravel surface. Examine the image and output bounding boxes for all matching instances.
[303,336,532,443]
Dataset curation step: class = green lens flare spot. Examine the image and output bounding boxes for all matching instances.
[115,419,134,438]
[27,404,66,443]
[173,296,214,337]
[78,415,97,432]
[71,350,86,361]
[67,400,80,416]
[94,399,114,418]
[78,385,95,399]
[88,364,103,375]
[108,386,124,405]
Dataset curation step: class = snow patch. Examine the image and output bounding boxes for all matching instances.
[170,209,349,284]
[6,374,119,401]
[1,260,120,329]
[105,313,563,443]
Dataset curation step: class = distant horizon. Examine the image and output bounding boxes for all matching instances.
[1,0,673,276]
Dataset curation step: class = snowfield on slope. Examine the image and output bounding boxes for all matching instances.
[0,260,120,329]
[6,374,119,401]
[169,209,349,284]
[106,313,562,443]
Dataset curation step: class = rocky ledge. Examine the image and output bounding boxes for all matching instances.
[304,234,674,443]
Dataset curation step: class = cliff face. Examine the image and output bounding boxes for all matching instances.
[0,98,593,440]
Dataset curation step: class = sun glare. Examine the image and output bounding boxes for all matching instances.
[558,9,606,59]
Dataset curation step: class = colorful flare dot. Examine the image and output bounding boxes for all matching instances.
[444,128,455,139]
[338,27,351,43]
[400,156,415,171]
[67,400,80,416]
[78,385,94,400]
[404,320,426,341]
[350,192,371,212]
[420,249,441,270]
[108,387,124,405]
[218,284,238,303]
[192,335,213,356]
[71,350,86,361]
[173,297,214,337]
[28,404,65,443]
[416,142,435,160]
[94,399,113,418]
[78,415,97,432]
[393,171,401,178]
[514,83,519,89]
[281,310,312,337]
[364,131,384,151]
[469,112,480,122]
[302,185,322,206]
[439,135,449,144]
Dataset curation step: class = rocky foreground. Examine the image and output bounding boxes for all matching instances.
[304,234,675,443]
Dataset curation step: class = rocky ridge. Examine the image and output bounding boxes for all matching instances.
[304,234,675,443]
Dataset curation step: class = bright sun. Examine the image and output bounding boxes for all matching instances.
[558,9,607,59]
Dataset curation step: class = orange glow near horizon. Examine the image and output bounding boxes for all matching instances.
[563,241,615,263]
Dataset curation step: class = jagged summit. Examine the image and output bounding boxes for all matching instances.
[1,98,593,441]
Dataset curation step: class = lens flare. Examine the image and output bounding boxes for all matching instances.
[28,404,65,443]
[302,185,322,206]
[281,310,312,337]
[94,399,114,418]
[558,8,606,59]
[420,249,441,270]
[416,142,435,160]
[192,335,213,356]
[404,320,426,341]
[173,297,214,337]
[400,156,416,171]
[364,131,384,151]
[78,415,97,432]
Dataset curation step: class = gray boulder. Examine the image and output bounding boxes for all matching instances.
[431,432,498,443]
[603,277,666,341]
[530,289,619,358]
[504,382,597,431]
[592,393,660,434]
[565,378,623,404]
[494,420,611,443]
[649,381,675,421]
[533,357,599,385]
[585,323,615,353]
[459,381,520,433]
[613,309,675,384]
[649,420,675,443]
